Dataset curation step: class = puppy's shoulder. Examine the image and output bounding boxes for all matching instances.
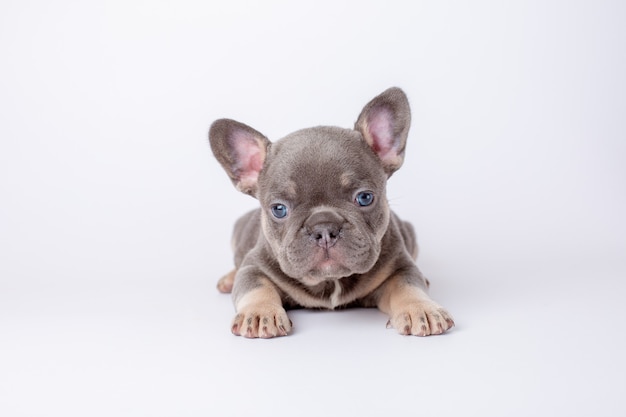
[232,208,262,266]
[388,210,418,260]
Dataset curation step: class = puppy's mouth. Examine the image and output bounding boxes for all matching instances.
[280,212,379,285]
[301,248,352,283]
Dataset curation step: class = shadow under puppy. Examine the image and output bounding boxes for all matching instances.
[209,87,454,338]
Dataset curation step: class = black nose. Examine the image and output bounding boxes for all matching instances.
[305,210,344,249]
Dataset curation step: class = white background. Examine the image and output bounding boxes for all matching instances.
[1,1,625,416]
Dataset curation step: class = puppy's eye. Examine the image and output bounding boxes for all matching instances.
[355,191,374,207]
[271,204,288,219]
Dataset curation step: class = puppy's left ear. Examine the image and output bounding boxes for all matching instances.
[355,87,411,176]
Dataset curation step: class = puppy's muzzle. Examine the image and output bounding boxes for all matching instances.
[305,210,344,249]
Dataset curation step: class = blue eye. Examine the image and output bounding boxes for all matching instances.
[355,191,374,207]
[271,204,288,218]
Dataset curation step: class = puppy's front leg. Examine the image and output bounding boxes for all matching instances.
[376,270,454,336]
[231,272,292,339]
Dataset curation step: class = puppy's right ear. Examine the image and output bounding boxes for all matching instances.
[209,119,271,197]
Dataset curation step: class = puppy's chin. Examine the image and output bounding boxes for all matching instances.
[301,261,352,286]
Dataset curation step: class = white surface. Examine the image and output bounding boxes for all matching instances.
[1,1,625,416]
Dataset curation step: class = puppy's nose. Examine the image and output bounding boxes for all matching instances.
[305,210,344,249]
[310,223,341,249]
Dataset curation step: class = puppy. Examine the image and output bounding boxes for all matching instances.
[209,87,454,338]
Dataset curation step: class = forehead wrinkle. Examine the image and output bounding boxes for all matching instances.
[268,179,298,202]
[340,171,379,193]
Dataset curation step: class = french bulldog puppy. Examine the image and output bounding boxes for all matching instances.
[209,87,454,338]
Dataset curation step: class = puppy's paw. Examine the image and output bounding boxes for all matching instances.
[217,269,236,293]
[386,302,454,336]
[231,304,292,339]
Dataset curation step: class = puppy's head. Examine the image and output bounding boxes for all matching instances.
[210,87,411,285]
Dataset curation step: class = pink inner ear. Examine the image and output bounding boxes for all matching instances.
[231,131,264,185]
[367,107,397,161]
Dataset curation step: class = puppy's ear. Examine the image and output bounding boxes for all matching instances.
[209,119,271,197]
[355,87,411,176]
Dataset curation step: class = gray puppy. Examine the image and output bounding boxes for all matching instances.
[209,87,454,338]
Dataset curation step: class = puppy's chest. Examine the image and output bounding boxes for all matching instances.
[328,280,344,309]
[282,275,376,310]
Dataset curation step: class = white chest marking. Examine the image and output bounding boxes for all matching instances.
[330,280,342,309]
